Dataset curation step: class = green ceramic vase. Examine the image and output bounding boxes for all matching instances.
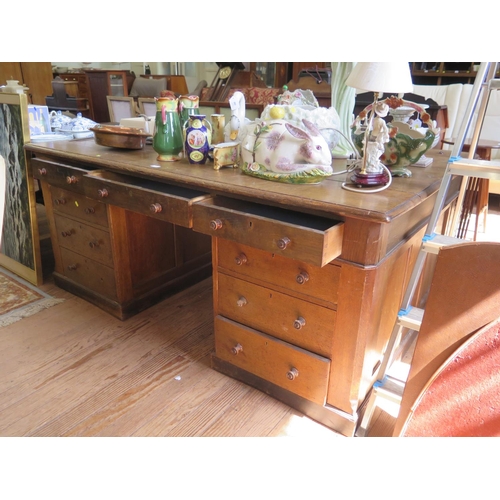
[153,97,183,162]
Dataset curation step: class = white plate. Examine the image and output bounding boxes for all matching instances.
[30,133,72,143]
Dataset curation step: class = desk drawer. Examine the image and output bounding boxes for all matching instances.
[193,197,343,267]
[217,239,341,306]
[217,273,335,357]
[33,158,91,194]
[59,247,117,299]
[50,186,108,227]
[215,316,330,405]
[54,214,113,267]
[84,170,210,227]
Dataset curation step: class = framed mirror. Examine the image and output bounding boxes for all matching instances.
[0,92,42,285]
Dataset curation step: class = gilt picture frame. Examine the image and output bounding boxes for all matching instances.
[0,92,42,285]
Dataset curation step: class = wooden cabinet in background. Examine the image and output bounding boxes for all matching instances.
[409,62,500,85]
[57,72,89,100]
[85,70,130,123]
[56,70,131,122]
[0,62,53,105]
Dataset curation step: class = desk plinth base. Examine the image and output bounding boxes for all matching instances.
[211,355,358,437]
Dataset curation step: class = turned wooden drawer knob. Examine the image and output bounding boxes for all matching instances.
[235,253,247,266]
[209,219,223,230]
[85,207,95,214]
[61,230,72,237]
[296,271,309,285]
[38,168,47,175]
[98,188,108,198]
[54,198,66,206]
[150,203,162,214]
[277,237,291,250]
[66,175,77,184]
[231,343,243,355]
[89,240,100,248]
[287,367,299,380]
[293,317,306,330]
[236,297,247,307]
[67,264,77,271]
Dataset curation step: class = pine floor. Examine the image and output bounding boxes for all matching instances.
[1,195,499,438]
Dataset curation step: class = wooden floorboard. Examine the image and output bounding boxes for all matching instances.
[0,268,347,437]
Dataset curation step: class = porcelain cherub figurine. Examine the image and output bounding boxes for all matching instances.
[364,100,390,173]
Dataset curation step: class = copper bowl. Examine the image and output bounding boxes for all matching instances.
[90,125,151,149]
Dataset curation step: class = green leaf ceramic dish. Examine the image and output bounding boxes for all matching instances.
[240,161,333,184]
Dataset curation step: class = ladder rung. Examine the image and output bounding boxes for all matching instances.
[422,234,465,254]
[490,79,500,90]
[449,158,500,180]
[373,375,405,403]
[397,306,424,331]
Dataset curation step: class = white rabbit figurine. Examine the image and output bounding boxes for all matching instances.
[240,119,333,180]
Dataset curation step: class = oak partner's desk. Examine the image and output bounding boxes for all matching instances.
[25,141,457,436]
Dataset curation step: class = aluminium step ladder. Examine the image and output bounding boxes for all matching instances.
[356,62,500,437]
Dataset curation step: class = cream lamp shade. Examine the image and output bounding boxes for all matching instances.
[345,62,413,94]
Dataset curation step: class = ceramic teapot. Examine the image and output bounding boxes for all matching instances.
[1,80,27,94]
[49,110,72,131]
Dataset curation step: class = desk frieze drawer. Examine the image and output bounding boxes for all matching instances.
[83,170,211,228]
[54,214,113,268]
[50,186,108,227]
[59,247,117,299]
[217,273,335,358]
[214,316,330,405]
[192,197,343,267]
[32,158,91,194]
[217,239,341,306]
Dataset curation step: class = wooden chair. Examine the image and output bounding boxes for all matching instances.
[398,316,500,436]
[137,97,156,116]
[393,241,500,436]
[106,96,137,123]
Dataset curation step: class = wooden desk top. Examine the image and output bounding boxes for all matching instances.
[25,140,452,224]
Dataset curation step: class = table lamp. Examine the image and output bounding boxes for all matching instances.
[345,62,413,187]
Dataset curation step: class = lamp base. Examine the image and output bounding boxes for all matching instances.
[350,169,390,187]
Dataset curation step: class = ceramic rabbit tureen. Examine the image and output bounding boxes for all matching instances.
[239,118,333,184]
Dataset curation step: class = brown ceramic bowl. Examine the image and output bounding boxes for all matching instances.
[90,125,151,149]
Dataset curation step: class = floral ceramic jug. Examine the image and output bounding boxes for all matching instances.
[153,97,183,161]
[184,114,212,164]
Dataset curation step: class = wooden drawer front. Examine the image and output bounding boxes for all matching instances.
[215,316,330,405]
[59,247,117,299]
[217,273,335,358]
[192,197,343,267]
[84,171,210,228]
[32,158,90,194]
[54,214,113,267]
[217,239,341,306]
[50,186,108,227]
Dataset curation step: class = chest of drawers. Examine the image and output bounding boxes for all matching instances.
[33,156,212,319]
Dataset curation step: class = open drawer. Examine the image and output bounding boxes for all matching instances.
[83,170,211,228]
[192,196,344,267]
